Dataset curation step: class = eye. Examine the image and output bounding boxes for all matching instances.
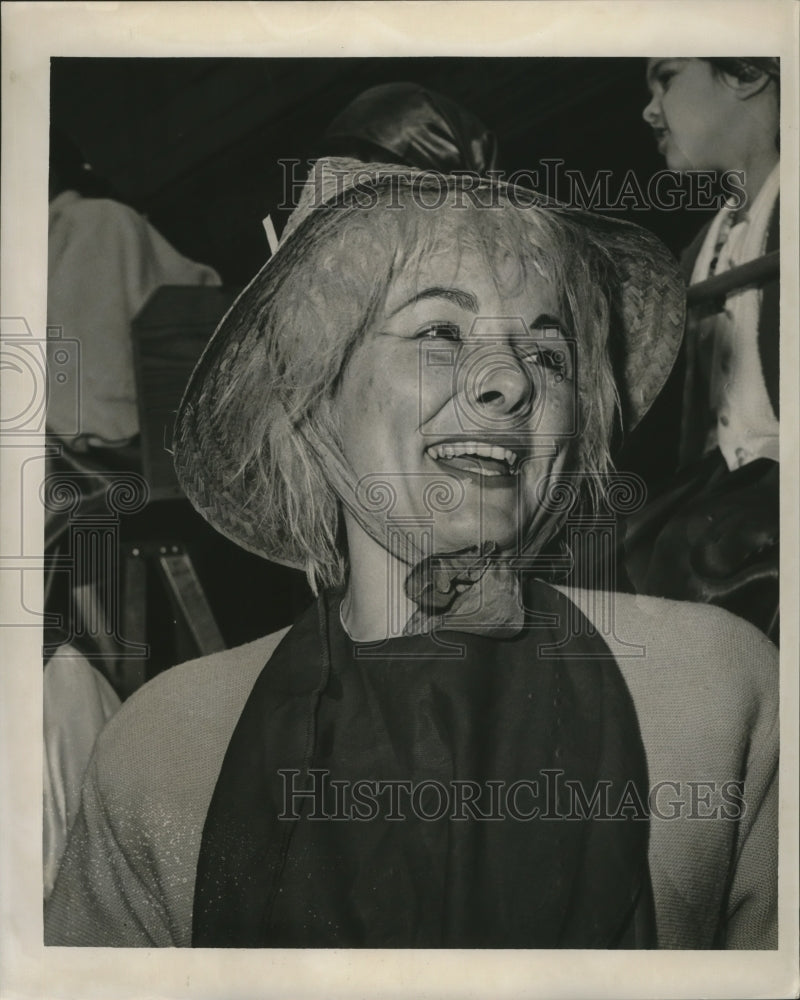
[657,70,676,91]
[521,345,571,381]
[415,322,462,342]
[653,62,685,93]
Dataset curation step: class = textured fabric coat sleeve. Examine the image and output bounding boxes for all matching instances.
[571,588,779,949]
[719,631,779,949]
[44,755,175,947]
[44,632,286,947]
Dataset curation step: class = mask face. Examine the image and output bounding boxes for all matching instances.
[335,236,576,557]
[643,58,747,172]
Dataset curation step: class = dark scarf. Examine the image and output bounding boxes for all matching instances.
[193,581,655,948]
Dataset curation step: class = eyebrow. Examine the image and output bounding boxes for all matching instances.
[387,286,480,317]
[386,292,566,333]
[530,312,565,332]
[646,58,682,87]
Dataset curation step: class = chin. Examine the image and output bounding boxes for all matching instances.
[435,515,519,555]
[664,148,693,172]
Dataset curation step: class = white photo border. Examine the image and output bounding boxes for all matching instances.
[1,2,798,998]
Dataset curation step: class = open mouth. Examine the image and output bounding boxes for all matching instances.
[425,441,520,478]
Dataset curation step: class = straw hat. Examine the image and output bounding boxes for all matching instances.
[174,158,685,566]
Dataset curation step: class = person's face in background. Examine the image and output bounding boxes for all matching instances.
[643,58,754,172]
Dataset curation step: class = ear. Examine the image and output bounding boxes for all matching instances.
[723,68,774,100]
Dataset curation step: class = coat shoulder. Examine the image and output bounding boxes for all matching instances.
[92,629,289,792]
[556,587,777,723]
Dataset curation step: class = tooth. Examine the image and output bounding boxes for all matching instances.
[431,441,525,472]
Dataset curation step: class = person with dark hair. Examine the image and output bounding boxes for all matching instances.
[623,58,780,638]
[321,81,498,174]
[45,159,777,950]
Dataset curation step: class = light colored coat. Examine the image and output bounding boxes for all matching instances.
[45,588,778,949]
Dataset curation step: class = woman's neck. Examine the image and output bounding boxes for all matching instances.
[339,514,416,641]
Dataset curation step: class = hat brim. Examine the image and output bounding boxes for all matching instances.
[174,159,685,567]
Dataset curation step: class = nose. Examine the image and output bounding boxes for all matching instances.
[463,343,534,421]
[642,91,661,125]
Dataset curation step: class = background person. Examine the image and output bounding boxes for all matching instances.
[47,127,223,452]
[321,81,498,173]
[622,58,779,638]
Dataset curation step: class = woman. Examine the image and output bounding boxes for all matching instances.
[45,159,778,949]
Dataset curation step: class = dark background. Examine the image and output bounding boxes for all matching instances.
[51,56,718,285]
